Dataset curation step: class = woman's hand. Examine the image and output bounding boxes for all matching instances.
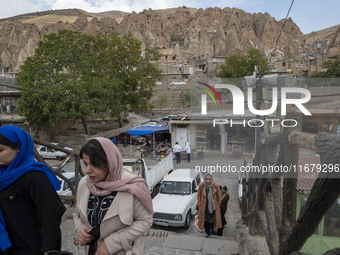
[95,241,109,255]
[75,227,92,246]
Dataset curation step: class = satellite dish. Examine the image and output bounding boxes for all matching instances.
[244,75,258,87]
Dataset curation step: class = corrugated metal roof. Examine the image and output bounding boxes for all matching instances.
[297,153,321,191]
[0,75,19,93]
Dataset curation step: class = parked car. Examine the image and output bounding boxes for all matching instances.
[170,81,186,85]
[152,168,203,229]
[56,172,82,197]
[51,142,73,152]
[36,145,68,160]
[139,121,160,126]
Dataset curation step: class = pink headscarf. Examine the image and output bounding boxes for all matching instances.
[84,137,153,214]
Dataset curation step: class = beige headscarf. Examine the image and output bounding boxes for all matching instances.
[203,173,215,214]
[84,137,154,214]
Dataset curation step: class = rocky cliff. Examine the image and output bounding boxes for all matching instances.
[0,7,338,72]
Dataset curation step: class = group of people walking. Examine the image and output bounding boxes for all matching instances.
[172,141,191,164]
[0,125,229,254]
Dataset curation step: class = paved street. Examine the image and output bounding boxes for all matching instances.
[59,149,244,254]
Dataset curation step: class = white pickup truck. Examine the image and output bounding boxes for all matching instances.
[122,153,173,196]
[152,168,203,229]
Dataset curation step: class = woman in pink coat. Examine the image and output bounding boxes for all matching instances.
[73,137,153,255]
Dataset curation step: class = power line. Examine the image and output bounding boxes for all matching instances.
[0,83,113,108]
[269,0,295,63]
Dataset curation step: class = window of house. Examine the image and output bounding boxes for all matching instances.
[4,97,14,107]
[282,62,286,67]
[4,97,15,113]
[320,120,332,133]
[302,122,319,134]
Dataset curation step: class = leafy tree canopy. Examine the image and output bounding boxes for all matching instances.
[18,29,161,133]
[218,48,269,78]
[311,57,340,78]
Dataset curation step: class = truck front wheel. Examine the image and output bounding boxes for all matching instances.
[183,211,191,229]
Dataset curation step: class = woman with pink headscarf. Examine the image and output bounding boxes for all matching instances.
[73,137,153,255]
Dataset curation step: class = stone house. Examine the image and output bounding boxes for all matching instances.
[0,74,24,123]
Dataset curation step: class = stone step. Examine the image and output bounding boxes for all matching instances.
[162,233,239,255]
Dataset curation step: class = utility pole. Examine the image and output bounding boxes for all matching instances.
[254,65,262,154]
[166,55,169,86]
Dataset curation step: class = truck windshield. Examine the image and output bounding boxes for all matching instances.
[160,181,190,195]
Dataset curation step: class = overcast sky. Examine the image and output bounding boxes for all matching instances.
[1,0,339,34]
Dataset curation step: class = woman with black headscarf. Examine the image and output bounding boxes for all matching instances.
[0,125,65,254]
[197,173,222,238]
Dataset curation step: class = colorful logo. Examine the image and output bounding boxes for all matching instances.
[197,82,223,106]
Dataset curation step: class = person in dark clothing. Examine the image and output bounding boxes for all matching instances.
[0,125,66,254]
[217,185,229,236]
[172,142,182,164]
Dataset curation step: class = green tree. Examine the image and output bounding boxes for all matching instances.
[170,33,184,45]
[18,29,161,134]
[311,57,340,78]
[218,48,269,78]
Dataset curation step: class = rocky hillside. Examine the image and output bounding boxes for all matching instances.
[0,7,313,72]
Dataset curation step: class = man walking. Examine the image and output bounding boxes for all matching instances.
[183,142,191,162]
[173,142,182,164]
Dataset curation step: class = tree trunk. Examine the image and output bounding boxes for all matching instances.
[81,116,90,136]
[118,116,123,128]
[279,134,340,255]
[280,130,299,242]
[248,142,266,236]
[247,140,282,254]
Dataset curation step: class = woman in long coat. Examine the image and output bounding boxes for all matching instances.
[197,173,222,237]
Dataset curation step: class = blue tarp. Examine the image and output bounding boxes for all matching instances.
[126,125,169,136]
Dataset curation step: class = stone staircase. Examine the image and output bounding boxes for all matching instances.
[144,230,239,255]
